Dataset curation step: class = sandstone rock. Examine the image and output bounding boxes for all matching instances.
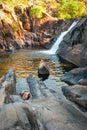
[0,2,4,9]
[61,67,87,85]
[19,13,30,31]
[14,6,22,15]
[19,90,30,100]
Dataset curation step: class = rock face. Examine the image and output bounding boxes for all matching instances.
[57,16,87,67]
[0,3,75,52]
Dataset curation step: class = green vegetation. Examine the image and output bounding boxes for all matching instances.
[30,6,43,19]
[58,0,87,18]
[0,0,87,19]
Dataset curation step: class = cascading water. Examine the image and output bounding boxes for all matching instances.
[42,21,78,55]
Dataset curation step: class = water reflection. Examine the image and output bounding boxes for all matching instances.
[0,49,73,86]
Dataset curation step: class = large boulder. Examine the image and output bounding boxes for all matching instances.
[57,16,87,67]
[61,67,87,85]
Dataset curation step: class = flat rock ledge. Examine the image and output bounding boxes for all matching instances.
[0,69,87,130]
[62,67,87,112]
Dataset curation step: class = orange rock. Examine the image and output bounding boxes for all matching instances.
[19,90,30,100]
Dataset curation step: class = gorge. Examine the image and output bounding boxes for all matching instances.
[0,2,87,129]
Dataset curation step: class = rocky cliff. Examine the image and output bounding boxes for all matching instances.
[57,16,87,67]
[0,3,74,52]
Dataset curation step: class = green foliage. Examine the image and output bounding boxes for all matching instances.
[30,6,43,18]
[0,0,87,19]
[57,0,87,18]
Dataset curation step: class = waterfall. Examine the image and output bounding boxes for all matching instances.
[42,21,78,55]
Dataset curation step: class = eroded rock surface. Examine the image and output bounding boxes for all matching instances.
[61,67,87,85]
[61,66,87,111]
[0,68,16,105]
[58,16,87,67]
[0,70,87,130]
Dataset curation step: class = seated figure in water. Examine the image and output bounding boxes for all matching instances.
[38,59,50,80]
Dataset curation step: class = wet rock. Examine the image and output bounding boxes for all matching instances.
[58,16,87,67]
[61,67,87,85]
[38,60,49,80]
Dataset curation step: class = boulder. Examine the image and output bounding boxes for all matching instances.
[38,60,50,80]
[57,16,87,67]
[78,79,87,85]
[61,67,87,85]
[62,85,87,110]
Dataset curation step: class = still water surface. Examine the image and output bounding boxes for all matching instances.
[0,49,72,93]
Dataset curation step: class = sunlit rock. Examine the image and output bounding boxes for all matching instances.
[19,90,30,100]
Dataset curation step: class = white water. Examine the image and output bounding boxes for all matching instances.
[42,21,78,54]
